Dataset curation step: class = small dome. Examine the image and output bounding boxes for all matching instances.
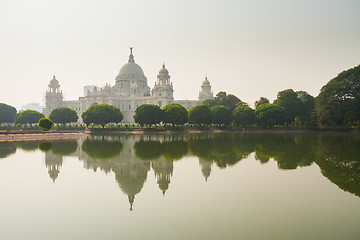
[202,77,210,85]
[50,75,59,85]
[159,63,169,75]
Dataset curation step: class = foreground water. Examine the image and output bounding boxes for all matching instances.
[0,132,359,240]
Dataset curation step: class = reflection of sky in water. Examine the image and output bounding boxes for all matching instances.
[0,132,359,240]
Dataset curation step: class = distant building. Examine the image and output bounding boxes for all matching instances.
[45,48,213,123]
[21,102,44,113]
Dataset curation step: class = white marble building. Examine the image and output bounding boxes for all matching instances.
[45,48,213,123]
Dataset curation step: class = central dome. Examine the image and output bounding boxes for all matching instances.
[116,48,147,81]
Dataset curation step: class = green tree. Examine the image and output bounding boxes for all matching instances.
[188,104,212,125]
[221,94,241,110]
[210,105,232,125]
[0,103,17,123]
[315,64,360,127]
[254,103,286,127]
[163,103,188,126]
[233,105,255,126]
[202,99,219,108]
[38,118,53,130]
[82,104,123,127]
[274,89,304,124]
[15,110,45,124]
[254,97,270,108]
[295,92,316,127]
[134,104,164,126]
[49,107,78,127]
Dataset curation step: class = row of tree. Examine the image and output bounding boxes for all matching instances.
[1,64,359,128]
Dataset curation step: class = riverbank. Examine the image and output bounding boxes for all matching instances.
[0,130,87,143]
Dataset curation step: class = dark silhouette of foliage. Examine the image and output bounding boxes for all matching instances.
[134,104,163,126]
[254,97,270,109]
[233,105,255,126]
[0,103,17,123]
[49,107,78,126]
[254,103,286,127]
[188,104,212,125]
[315,64,360,127]
[210,105,232,125]
[82,104,123,127]
[38,118,53,130]
[15,110,44,124]
[274,89,304,124]
[163,103,188,125]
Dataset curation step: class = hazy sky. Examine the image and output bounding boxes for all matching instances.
[1,0,359,110]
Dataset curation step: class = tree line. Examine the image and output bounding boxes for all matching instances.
[0,64,359,128]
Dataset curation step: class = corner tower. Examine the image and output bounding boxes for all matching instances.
[152,64,174,108]
[45,75,63,116]
[198,76,213,102]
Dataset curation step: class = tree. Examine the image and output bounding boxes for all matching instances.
[254,97,270,108]
[315,64,360,127]
[274,89,304,124]
[0,103,17,124]
[205,91,242,110]
[254,103,286,127]
[210,105,232,125]
[162,103,188,126]
[295,92,316,127]
[15,110,45,124]
[221,94,241,110]
[82,104,123,127]
[188,104,212,125]
[134,104,164,126]
[233,105,255,127]
[202,99,219,108]
[38,118,53,130]
[49,107,78,126]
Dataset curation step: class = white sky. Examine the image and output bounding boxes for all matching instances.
[0,0,359,110]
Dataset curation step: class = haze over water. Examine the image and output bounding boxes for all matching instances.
[0,132,359,239]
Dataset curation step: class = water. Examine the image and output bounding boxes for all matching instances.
[0,132,359,240]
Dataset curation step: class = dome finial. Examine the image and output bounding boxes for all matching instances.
[162,62,165,68]
[128,47,135,63]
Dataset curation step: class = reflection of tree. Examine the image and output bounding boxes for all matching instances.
[254,133,316,170]
[52,141,78,156]
[16,142,39,152]
[189,138,213,159]
[0,143,17,158]
[134,140,163,160]
[38,142,53,152]
[82,137,123,159]
[315,133,360,197]
[162,140,188,161]
[211,135,241,168]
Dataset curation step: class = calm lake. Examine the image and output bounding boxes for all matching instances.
[0,132,359,240]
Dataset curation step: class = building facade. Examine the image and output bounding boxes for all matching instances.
[45,48,213,123]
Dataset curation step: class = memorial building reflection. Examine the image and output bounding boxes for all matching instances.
[1,132,359,209]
